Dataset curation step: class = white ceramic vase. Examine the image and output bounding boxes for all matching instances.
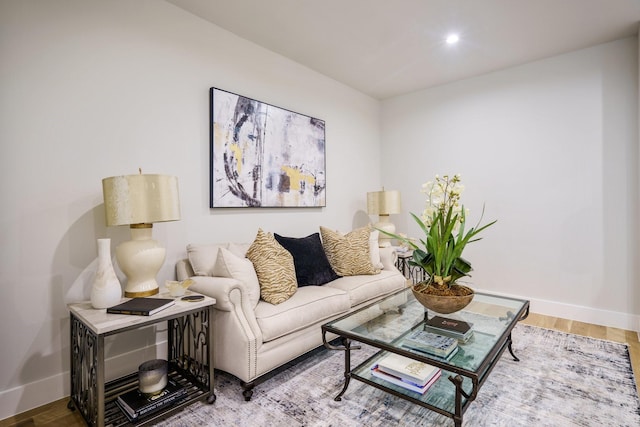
[91,238,122,309]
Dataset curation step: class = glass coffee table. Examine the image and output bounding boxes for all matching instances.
[322,287,529,427]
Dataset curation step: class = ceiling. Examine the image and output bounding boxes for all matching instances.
[166,0,640,100]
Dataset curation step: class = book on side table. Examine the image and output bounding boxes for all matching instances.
[116,379,187,422]
[107,297,175,316]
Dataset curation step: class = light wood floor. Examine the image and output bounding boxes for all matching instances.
[1,313,638,427]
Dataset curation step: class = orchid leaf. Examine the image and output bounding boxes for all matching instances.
[398,174,495,287]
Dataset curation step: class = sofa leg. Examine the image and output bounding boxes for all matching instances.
[241,381,255,401]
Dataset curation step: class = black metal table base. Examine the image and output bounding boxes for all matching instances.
[69,306,215,426]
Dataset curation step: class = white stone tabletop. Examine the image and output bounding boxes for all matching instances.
[68,289,215,335]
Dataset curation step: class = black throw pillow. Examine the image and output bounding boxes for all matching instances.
[274,232,341,286]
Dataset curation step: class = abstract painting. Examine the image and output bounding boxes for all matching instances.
[210,87,326,208]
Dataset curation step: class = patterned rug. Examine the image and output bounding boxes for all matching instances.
[160,325,640,426]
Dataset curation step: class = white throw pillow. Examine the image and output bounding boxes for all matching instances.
[187,243,228,276]
[212,247,261,308]
[228,242,252,258]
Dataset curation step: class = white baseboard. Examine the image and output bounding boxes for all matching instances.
[0,340,167,422]
[476,287,640,333]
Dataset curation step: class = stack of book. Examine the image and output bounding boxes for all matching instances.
[116,379,187,422]
[424,315,474,342]
[370,353,441,394]
[401,329,459,360]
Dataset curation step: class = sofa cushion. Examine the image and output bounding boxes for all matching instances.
[254,286,350,342]
[246,229,298,305]
[320,225,380,276]
[187,243,228,276]
[325,270,407,307]
[274,232,340,286]
[212,247,261,308]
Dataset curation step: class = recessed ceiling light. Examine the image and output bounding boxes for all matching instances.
[446,34,460,45]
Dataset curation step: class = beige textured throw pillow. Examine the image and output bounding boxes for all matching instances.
[246,229,297,304]
[320,225,380,276]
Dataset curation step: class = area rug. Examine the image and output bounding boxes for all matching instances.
[160,324,640,426]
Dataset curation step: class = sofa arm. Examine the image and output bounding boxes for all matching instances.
[188,276,242,312]
[188,276,264,381]
[187,275,264,345]
[379,247,399,272]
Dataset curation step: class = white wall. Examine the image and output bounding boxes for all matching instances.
[0,0,381,418]
[381,37,639,330]
[1,0,638,420]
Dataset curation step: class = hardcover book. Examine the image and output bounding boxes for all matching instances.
[423,326,473,343]
[376,353,440,386]
[116,379,186,421]
[402,330,458,357]
[371,364,441,394]
[404,344,460,362]
[425,316,472,334]
[107,297,175,316]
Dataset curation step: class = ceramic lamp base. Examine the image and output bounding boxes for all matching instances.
[116,225,165,297]
[374,215,396,247]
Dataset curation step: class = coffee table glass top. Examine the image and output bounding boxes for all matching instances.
[324,288,529,373]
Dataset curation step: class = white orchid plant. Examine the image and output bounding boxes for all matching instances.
[384,174,496,290]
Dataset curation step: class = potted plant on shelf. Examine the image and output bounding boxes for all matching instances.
[382,174,496,314]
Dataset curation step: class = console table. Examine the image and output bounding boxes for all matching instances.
[67,291,216,426]
[395,250,425,284]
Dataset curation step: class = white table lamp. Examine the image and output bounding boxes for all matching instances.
[102,173,181,297]
[367,189,401,247]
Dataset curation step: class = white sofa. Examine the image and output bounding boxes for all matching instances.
[175,240,407,400]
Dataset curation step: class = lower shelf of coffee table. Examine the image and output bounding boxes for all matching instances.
[103,366,209,426]
[351,350,474,415]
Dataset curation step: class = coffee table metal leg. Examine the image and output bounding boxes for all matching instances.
[322,333,361,401]
[335,337,353,401]
[507,304,528,361]
[449,373,479,427]
[451,374,464,427]
[507,332,520,361]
